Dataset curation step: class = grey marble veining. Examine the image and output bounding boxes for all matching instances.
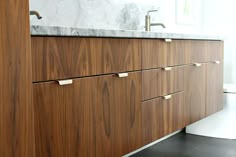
[30,0,204,34]
[31,25,223,40]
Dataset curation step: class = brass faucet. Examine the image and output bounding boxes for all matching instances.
[145,10,165,31]
[30,10,42,19]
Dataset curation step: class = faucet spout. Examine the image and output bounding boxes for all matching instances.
[150,23,166,28]
[30,11,42,20]
[145,9,165,31]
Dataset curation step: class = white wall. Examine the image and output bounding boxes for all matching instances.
[202,0,236,85]
[30,0,203,33]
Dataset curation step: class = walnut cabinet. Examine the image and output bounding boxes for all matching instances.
[31,37,224,157]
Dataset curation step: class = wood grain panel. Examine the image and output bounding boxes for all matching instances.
[31,37,141,82]
[163,92,185,135]
[192,40,207,63]
[33,72,142,157]
[142,92,185,145]
[206,62,224,116]
[142,39,194,69]
[95,72,142,157]
[142,66,184,101]
[184,64,206,125]
[142,97,164,144]
[169,40,188,66]
[33,78,96,157]
[142,39,168,69]
[183,40,193,64]
[206,41,224,61]
[0,0,35,157]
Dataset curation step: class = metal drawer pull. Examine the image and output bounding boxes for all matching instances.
[165,39,172,42]
[163,67,172,71]
[213,60,220,64]
[58,79,73,86]
[162,95,172,100]
[193,63,202,67]
[117,73,129,78]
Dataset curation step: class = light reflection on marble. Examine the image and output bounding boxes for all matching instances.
[31,25,223,40]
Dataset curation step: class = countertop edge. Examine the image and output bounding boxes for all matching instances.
[30,25,224,41]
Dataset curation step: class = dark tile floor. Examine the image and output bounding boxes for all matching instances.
[130,132,236,157]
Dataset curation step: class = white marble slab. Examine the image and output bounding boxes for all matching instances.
[31,25,224,40]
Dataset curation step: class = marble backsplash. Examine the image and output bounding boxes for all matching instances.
[30,0,203,33]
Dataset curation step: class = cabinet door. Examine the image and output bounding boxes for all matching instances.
[95,72,142,157]
[33,78,96,157]
[206,62,224,116]
[184,64,206,125]
[142,92,185,145]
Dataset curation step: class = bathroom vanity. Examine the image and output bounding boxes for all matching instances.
[30,26,224,157]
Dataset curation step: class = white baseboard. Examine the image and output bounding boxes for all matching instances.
[123,129,183,157]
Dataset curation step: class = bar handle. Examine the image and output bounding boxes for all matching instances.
[162,95,172,100]
[117,73,129,78]
[57,79,73,86]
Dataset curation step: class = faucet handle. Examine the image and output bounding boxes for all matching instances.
[147,9,159,15]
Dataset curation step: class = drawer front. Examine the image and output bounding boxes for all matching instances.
[142,39,168,69]
[206,41,223,62]
[142,92,185,145]
[31,37,141,82]
[191,40,208,63]
[188,40,223,63]
[169,40,190,65]
[142,66,184,101]
[142,39,191,69]
[33,71,142,157]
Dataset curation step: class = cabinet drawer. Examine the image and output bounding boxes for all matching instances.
[188,40,223,63]
[206,41,223,61]
[31,37,141,82]
[142,39,190,69]
[142,66,184,101]
[33,71,142,157]
[142,39,167,69]
[191,40,207,63]
[142,92,185,145]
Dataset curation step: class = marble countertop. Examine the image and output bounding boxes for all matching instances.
[31,25,223,40]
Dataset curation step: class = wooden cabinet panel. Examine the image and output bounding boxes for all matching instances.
[0,0,35,156]
[206,62,224,116]
[142,92,185,145]
[184,64,206,125]
[33,72,142,157]
[169,40,190,65]
[142,39,195,69]
[95,72,142,157]
[142,39,168,69]
[206,41,224,61]
[191,40,207,63]
[142,66,184,101]
[33,78,96,157]
[164,92,185,135]
[31,37,141,82]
